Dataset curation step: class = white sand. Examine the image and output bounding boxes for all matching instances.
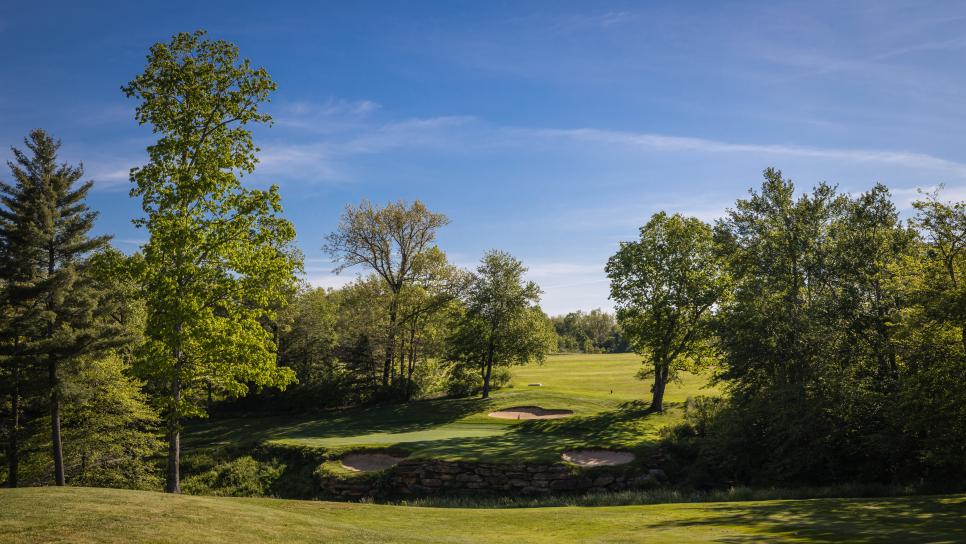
[562,450,635,467]
[487,406,574,420]
[340,453,406,472]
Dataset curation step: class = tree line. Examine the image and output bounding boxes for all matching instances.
[609,168,966,485]
[0,31,556,493]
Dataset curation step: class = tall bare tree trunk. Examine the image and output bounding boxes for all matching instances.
[46,246,65,486]
[166,356,182,494]
[7,364,19,488]
[383,297,398,388]
[651,362,669,412]
[406,326,417,401]
[49,357,65,486]
[481,341,495,399]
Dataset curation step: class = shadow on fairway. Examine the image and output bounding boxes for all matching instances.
[184,396,496,449]
[643,494,966,543]
[363,401,668,462]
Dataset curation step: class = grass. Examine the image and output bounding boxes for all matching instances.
[184,353,716,464]
[3,487,965,543]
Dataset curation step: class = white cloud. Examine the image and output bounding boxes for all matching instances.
[303,271,356,291]
[890,184,966,211]
[256,115,477,183]
[525,127,966,179]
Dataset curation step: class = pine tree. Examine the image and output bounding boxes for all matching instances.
[0,129,125,486]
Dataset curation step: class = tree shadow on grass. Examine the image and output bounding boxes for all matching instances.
[393,401,674,463]
[184,396,496,450]
[643,495,966,543]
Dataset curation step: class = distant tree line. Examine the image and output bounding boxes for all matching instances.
[550,309,629,354]
[610,168,966,485]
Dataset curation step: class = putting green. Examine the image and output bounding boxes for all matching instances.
[273,424,508,448]
[186,353,719,463]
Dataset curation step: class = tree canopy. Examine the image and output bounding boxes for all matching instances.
[123,30,301,493]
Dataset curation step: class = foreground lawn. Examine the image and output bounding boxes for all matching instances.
[185,353,717,462]
[2,487,964,543]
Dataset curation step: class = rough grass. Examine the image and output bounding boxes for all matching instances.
[2,487,965,543]
[185,353,715,464]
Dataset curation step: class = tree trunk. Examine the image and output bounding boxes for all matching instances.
[206,381,213,415]
[650,362,668,412]
[166,365,182,494]
[481,341,495,399]
[383,298,398,388]
[406,330,417,401]
[7,367,19,488]
[50,357,65,486]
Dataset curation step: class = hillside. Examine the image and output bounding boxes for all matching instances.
[185,353,714,465]
[2,487,964,543]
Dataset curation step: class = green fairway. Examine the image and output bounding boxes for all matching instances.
[2,487,964,543]
[185,353,716,463]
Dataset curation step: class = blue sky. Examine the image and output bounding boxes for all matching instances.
[2,1,966,314]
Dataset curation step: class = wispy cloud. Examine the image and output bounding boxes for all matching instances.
[523,127,966,179]
[890,184,966,210]
[256,114,477,183]
[518,260,613,315]
[273,98,381,133]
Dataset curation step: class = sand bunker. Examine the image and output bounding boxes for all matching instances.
[562,450,635,467]
[488,406,574,420]
[340,452,406,472]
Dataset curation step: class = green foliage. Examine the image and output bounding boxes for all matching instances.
[663,169,966,486]
[551,309,628,353]
[324,199,450,396]
[16,353,162,489]
[123,30,301,492]
[182,456,283,497]
[0,129,129,486]
[447,251,557,398]
[607,212,728,411]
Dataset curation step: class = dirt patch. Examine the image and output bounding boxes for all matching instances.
[340,453,406,472]
[562,449,635,467]
[487,406,574,420]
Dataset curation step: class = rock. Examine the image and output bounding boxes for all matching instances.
[549,479,577,490]
[631,475,658,489]
[522,486,551,494]
[423,478,442,487]
[593,475,615,486]
[648,468,667,482]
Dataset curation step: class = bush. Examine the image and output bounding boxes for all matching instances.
[445,364,512,397]
[182,456,283,497]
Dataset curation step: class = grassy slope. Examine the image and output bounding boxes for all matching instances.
[2,487,965,543]
[185,353,716,463]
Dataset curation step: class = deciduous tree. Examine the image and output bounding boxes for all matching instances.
[123,30,301,493]
[607,212,727,412]
[448,251,555,399]
[324,200,448,392]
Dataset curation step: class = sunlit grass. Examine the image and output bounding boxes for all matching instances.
[2,487,964,543]
[184,353,719,463]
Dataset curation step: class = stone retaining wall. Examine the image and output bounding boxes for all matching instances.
[319,459,667,500]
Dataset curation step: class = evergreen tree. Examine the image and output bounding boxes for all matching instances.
[0,129,125,486]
